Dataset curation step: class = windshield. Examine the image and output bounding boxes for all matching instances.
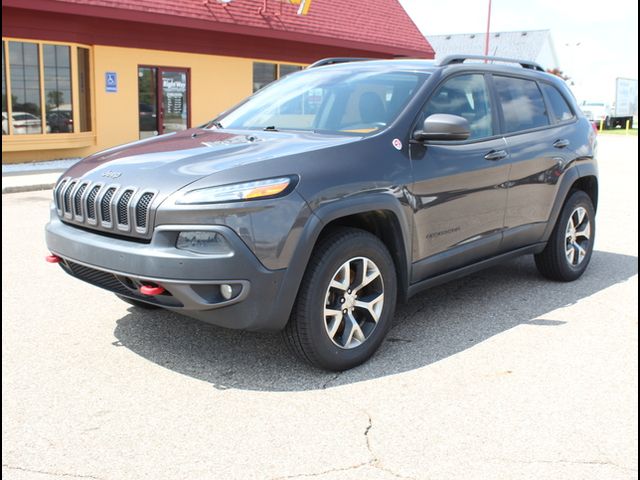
[215,68,428,135]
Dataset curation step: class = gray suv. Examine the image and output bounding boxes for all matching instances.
[46,56,598,371]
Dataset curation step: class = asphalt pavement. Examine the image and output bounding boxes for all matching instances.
[2,135,638,480]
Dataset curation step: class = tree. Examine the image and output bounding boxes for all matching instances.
[546,68,573,85]
[47,90,64,108]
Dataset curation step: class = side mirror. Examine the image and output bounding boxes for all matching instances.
[413,114,470,142]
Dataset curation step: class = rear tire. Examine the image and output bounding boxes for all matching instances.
[535,190,595,281]
[116,294,161,310]
[283,227,397,371]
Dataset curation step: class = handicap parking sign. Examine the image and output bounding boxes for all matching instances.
[105,72,118,93]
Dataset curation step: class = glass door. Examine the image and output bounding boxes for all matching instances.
[160,69,189,134]
[138,66,189,138]
[138,67,158,139]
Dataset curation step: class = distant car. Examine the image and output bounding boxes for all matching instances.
[580,102,611,129]
[2,111,44,134]
[47,111,74,133]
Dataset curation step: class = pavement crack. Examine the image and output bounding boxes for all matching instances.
[321,372,342,389]
[271,462,370,479]
[364,412,374,454]
[2,464,105,479]
[363,411,416,480]
[273,412,414,480]
[487,458,638,472]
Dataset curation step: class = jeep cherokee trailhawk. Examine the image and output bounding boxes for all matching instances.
[46,56,598,370]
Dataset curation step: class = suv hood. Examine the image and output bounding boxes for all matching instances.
[62,128,360,196]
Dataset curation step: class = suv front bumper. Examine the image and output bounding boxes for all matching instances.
[45,212,286,330]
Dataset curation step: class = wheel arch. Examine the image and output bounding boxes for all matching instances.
[570,174,598,211]
[267,195,412,330]
[318,210,410,304]
[541,163,598,242]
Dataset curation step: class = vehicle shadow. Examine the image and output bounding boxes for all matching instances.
[112,250,637,392]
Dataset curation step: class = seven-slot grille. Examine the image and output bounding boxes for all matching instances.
[54,178,156,237]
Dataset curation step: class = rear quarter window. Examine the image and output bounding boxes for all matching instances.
[494,76,550,133]
[540,83,575,123]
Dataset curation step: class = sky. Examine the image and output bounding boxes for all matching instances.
[398,0,638,103]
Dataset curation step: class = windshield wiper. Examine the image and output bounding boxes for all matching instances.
[210,121,224,129]
[263,125,279,131]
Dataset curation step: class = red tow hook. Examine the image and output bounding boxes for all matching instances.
[45,254,62,263]
[139,284,166,296]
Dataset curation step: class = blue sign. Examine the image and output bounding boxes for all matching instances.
[105,72,118,93]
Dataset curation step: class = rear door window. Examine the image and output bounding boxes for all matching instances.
[540,83,575,123]
[494,76,550,133]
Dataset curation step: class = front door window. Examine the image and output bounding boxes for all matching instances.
[138,66,189,138]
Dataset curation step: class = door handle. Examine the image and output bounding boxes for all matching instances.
[553,139,570,149]
[484,150,508,161]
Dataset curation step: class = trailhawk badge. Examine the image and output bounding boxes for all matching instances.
[102,170,122,179]
[392,138,403,151]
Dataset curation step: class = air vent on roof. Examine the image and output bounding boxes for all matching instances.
[470,34,476,39]
[522,32,528,36]
[445,35,451,40]
[495,33,501,37]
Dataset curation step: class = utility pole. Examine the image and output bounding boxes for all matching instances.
[484,0,492,60]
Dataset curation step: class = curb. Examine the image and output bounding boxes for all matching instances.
[2,183,55,194]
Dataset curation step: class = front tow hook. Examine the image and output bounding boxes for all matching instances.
[139,284,166,296]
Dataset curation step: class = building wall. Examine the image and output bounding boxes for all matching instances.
[3,44,301,163]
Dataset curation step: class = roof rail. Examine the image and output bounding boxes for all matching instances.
[307,57,373,68]
[438,55,545,72]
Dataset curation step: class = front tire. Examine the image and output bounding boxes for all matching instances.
[283,227,397,371]
[535,190,595,281]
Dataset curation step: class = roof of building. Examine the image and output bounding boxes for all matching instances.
[428,29,554,64]
[5,0,434,58]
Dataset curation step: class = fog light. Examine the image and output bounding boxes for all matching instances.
[220,284,233,300]
[176,231,232,255]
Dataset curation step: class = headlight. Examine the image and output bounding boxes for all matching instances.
[176,176,295,205]
[176,231,232,255]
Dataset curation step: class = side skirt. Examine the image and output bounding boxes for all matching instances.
[407,243,547,298]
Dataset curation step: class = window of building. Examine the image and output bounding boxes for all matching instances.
[494,76,550,133]
[44,44,72,133]
[2,41,7,135]
[9,41,42,135]
[77,47,92,132]
[1,39,93,137]
[421,74,494,140]
[279,64,303,77]
[540,83,574,123]
[253,62,277,92]
[253,62,303,93]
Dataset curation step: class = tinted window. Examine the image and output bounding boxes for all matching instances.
[422,74,494,140]
[43,44,72,133]
[279,64,302,77]
[253,62,277,92]
[494,76,549,133]
[138,67,158,139]
[77,47,92,132]
[540,83,574,123]
[2,41,6,135]
[9,41,43,134]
